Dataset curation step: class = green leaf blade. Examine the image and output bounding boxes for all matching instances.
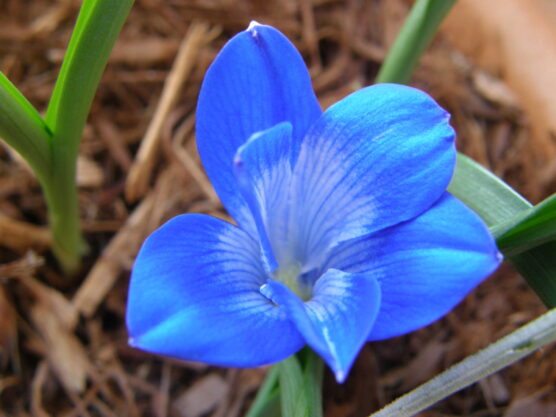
[45,0,134,155]
[448,154,531,227]
[449,154,556,307]
[278,350,324,417]
[0,72,51,180]
[493,194,556,256]
[375,0,456,84]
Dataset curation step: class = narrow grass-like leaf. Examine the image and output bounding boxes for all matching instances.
[278,350,324,417]
[370,308,556,417]
[303,348,324,417]
[375,0,455,84]
[38,0,133,272]
[448,154,531,226]
[46,0,134,150]
[492,193,556,255]
[245,366,280,417]
[0,73,51,179]
[510,243,556,308]
[449,154,556,307]
[279,355,309,417]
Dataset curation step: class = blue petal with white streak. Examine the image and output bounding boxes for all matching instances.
[261,270,381,382]
[323,193,501,340]
[126,214,304,366]
[196,23,321,233]
[289,84,456,268]
[233,122,295,272]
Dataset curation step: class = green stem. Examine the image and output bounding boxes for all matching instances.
[245,366,280,417]
[375,0,455,84]
[278,349,324,417]
[303,348,324,416]
[370,308,556,417]
[0,73,51,180]
[42,0,134,272]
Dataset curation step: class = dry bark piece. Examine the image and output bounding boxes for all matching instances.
[171,114,218,202]
[31,360,53,417]
[125,21,219,202]
[31,301,92,393]
[29,0,74,38]
[0,285,17,369]
[72,191,156,319]
[22,275,78,330]
[0,214,51,253]
[471,70,520,109]
[77,154,104,188]
[111,37,181,66]
[0,252,44,279]
[173,374,229,417]
[503,390,556,417]
[73,165,188,319]
[96,118,133,172]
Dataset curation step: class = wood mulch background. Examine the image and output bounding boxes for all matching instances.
[0,0,555,416]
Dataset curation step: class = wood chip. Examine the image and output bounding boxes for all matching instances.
[22,276,78,330]
[125,21,217,202]
[31,360,52,417]
[171,114,218,202]
[173,374,229,417]
[503,391,556,417]
[72,192,156,318]
[472,70,520,109]
[111,38,180,66]
[77,154,104,188]
[0,214,51,253]
[31,301,92,393]
[0,285,17,369]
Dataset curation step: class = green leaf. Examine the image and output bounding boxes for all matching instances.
[492,193,556,256]
[370,307,556,417]
[303,348,324,416]
[245,366,280,417]
[38,0,133,272]
[375,0,456,84]
[510,243,556,308]
[279,355,309,417]
[46,0,134,155]
[448,154,531,226]
[448,154,556,308]
[278,350,324,417]
[0,72,51,180]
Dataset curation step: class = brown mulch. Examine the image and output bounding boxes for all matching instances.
[1,0,555,416]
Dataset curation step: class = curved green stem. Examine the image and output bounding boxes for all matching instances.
[278,349,324,417]
[42,0,134,272]
[244,366,280,417]
[0,73,51,180]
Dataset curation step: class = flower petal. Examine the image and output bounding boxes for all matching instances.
[126,213,304,367]
[196,23,321,230]
[234,122,295,272]
[290,83,455,266]
[261,270,381,383]
[323,193,501,340]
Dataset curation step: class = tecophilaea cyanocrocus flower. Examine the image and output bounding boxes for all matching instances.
[126,23,501,382]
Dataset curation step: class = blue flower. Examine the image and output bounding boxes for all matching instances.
[126,23,501,382]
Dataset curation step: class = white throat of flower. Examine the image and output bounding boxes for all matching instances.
[273,261,312,301]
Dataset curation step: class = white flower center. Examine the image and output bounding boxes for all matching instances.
[273,261,313,301]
